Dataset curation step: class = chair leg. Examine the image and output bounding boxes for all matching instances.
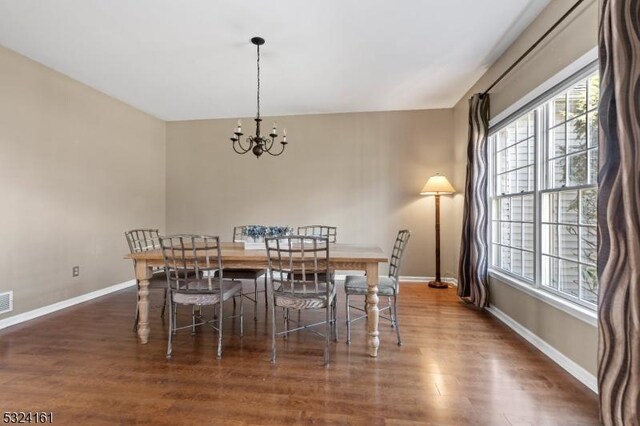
[388,296,394,328]
[161,289,167,318]
[345,294,351,344]
[166,296,174,359]
[264,275,268,306]
[333,297,338,342]
[271,299,277,364]
[253,278,258,321]
[284,308,290,340]
[192,305,196,336]
[172,301,178,335]
[324,301,330,366]
[216,299,224,359]
[393,294,402,346]
[232,280,237,309]
[240,289,244,337]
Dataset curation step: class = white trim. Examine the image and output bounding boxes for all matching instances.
[0,280,136,331]
[487,305,598,393]
[333,274,458,286]
[399,276,459,286]
[489,269,597,327]
[489,46,599,127]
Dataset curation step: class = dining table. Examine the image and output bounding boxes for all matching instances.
[126,242,388,357]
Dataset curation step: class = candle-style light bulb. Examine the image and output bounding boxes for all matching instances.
[272,122,277,134]
[283,128,287,142]
[236,119,242,133]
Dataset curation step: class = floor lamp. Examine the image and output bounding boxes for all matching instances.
[420,174,456,289]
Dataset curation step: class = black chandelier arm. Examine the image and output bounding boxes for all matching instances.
[264,141,287,157]
[263,136,275,152]
[232,136,254,155]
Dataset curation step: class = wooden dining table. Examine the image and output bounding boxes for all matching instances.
[126,242,388,357]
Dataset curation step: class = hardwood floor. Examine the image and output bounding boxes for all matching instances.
[0,283,599,425]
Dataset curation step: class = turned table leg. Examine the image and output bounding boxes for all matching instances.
[135,260,153,344]
[365,262,380,357]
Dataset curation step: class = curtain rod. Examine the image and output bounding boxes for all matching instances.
[482,0,586,96]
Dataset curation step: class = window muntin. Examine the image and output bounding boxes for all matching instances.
[489,71,599,309]
[490,111,536,282]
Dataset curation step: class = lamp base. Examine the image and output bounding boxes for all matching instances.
[428,281,449,289]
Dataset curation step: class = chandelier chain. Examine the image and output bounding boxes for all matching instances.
[256,43,260,119]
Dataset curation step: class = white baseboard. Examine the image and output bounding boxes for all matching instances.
[334,274,458,286]
[0,279,136,331]
[487,306,598,393]
[400,276,458,286]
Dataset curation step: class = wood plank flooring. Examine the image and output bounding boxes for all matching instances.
[0,283,599,425]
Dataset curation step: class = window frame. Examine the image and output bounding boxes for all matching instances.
[489,111,538,283]
[487,61,599,312]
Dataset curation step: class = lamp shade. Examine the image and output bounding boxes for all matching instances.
[420,174,455,195]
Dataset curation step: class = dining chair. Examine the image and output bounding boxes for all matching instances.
[295,225,337,282]
[266,236,338,365]
[160,234,243,359]
[297,225,337,243]
[214,225,269,320]
[344,230,411,346]
[125,229,168,332]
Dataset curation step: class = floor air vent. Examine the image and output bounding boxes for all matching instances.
[0,291,13,314]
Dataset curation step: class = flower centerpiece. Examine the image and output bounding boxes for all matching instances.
[242,225,293,249]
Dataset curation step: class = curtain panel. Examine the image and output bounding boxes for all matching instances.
[457,93,490,308]
[597,0,640,424]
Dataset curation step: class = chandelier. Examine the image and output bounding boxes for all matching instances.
[230,37,288,158]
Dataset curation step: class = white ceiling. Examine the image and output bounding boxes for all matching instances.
[0,0,549,121]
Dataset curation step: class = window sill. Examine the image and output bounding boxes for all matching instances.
[488,269,598,327]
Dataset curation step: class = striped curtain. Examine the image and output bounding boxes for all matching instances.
[597,0,640,424]
[457,93,490,308]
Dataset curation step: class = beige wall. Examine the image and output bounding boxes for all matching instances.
[451,0,599,375]
[0,45,166,318]
[166,109,456,278]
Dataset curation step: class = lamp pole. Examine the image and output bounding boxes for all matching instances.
[429,193,447,288]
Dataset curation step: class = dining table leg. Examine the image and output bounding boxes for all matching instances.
[135,260,152,344]
[365,262,380,357]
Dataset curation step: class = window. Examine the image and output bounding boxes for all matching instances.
[491,112,536,281]
[489,68,599,309]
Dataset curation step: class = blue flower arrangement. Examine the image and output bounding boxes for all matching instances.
[243,225,293,240]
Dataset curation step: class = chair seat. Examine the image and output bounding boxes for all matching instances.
[215,268,266,280]
[146,270,198,289]
[344,275,397,296]
[273,282,336,309]
[287,271,335,282]
[172,279,242,305]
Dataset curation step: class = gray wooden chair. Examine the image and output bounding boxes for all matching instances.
[295,225,337,282]
[160,234,243,359]
[125,229,167,332]
[297,225,337,243]
[214,225,268,321]
[344,230,411,346]
[266,236,338,365]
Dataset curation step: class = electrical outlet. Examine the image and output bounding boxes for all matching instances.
[72,266,80,277]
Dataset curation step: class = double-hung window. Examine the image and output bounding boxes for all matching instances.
[489,64,599,310]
